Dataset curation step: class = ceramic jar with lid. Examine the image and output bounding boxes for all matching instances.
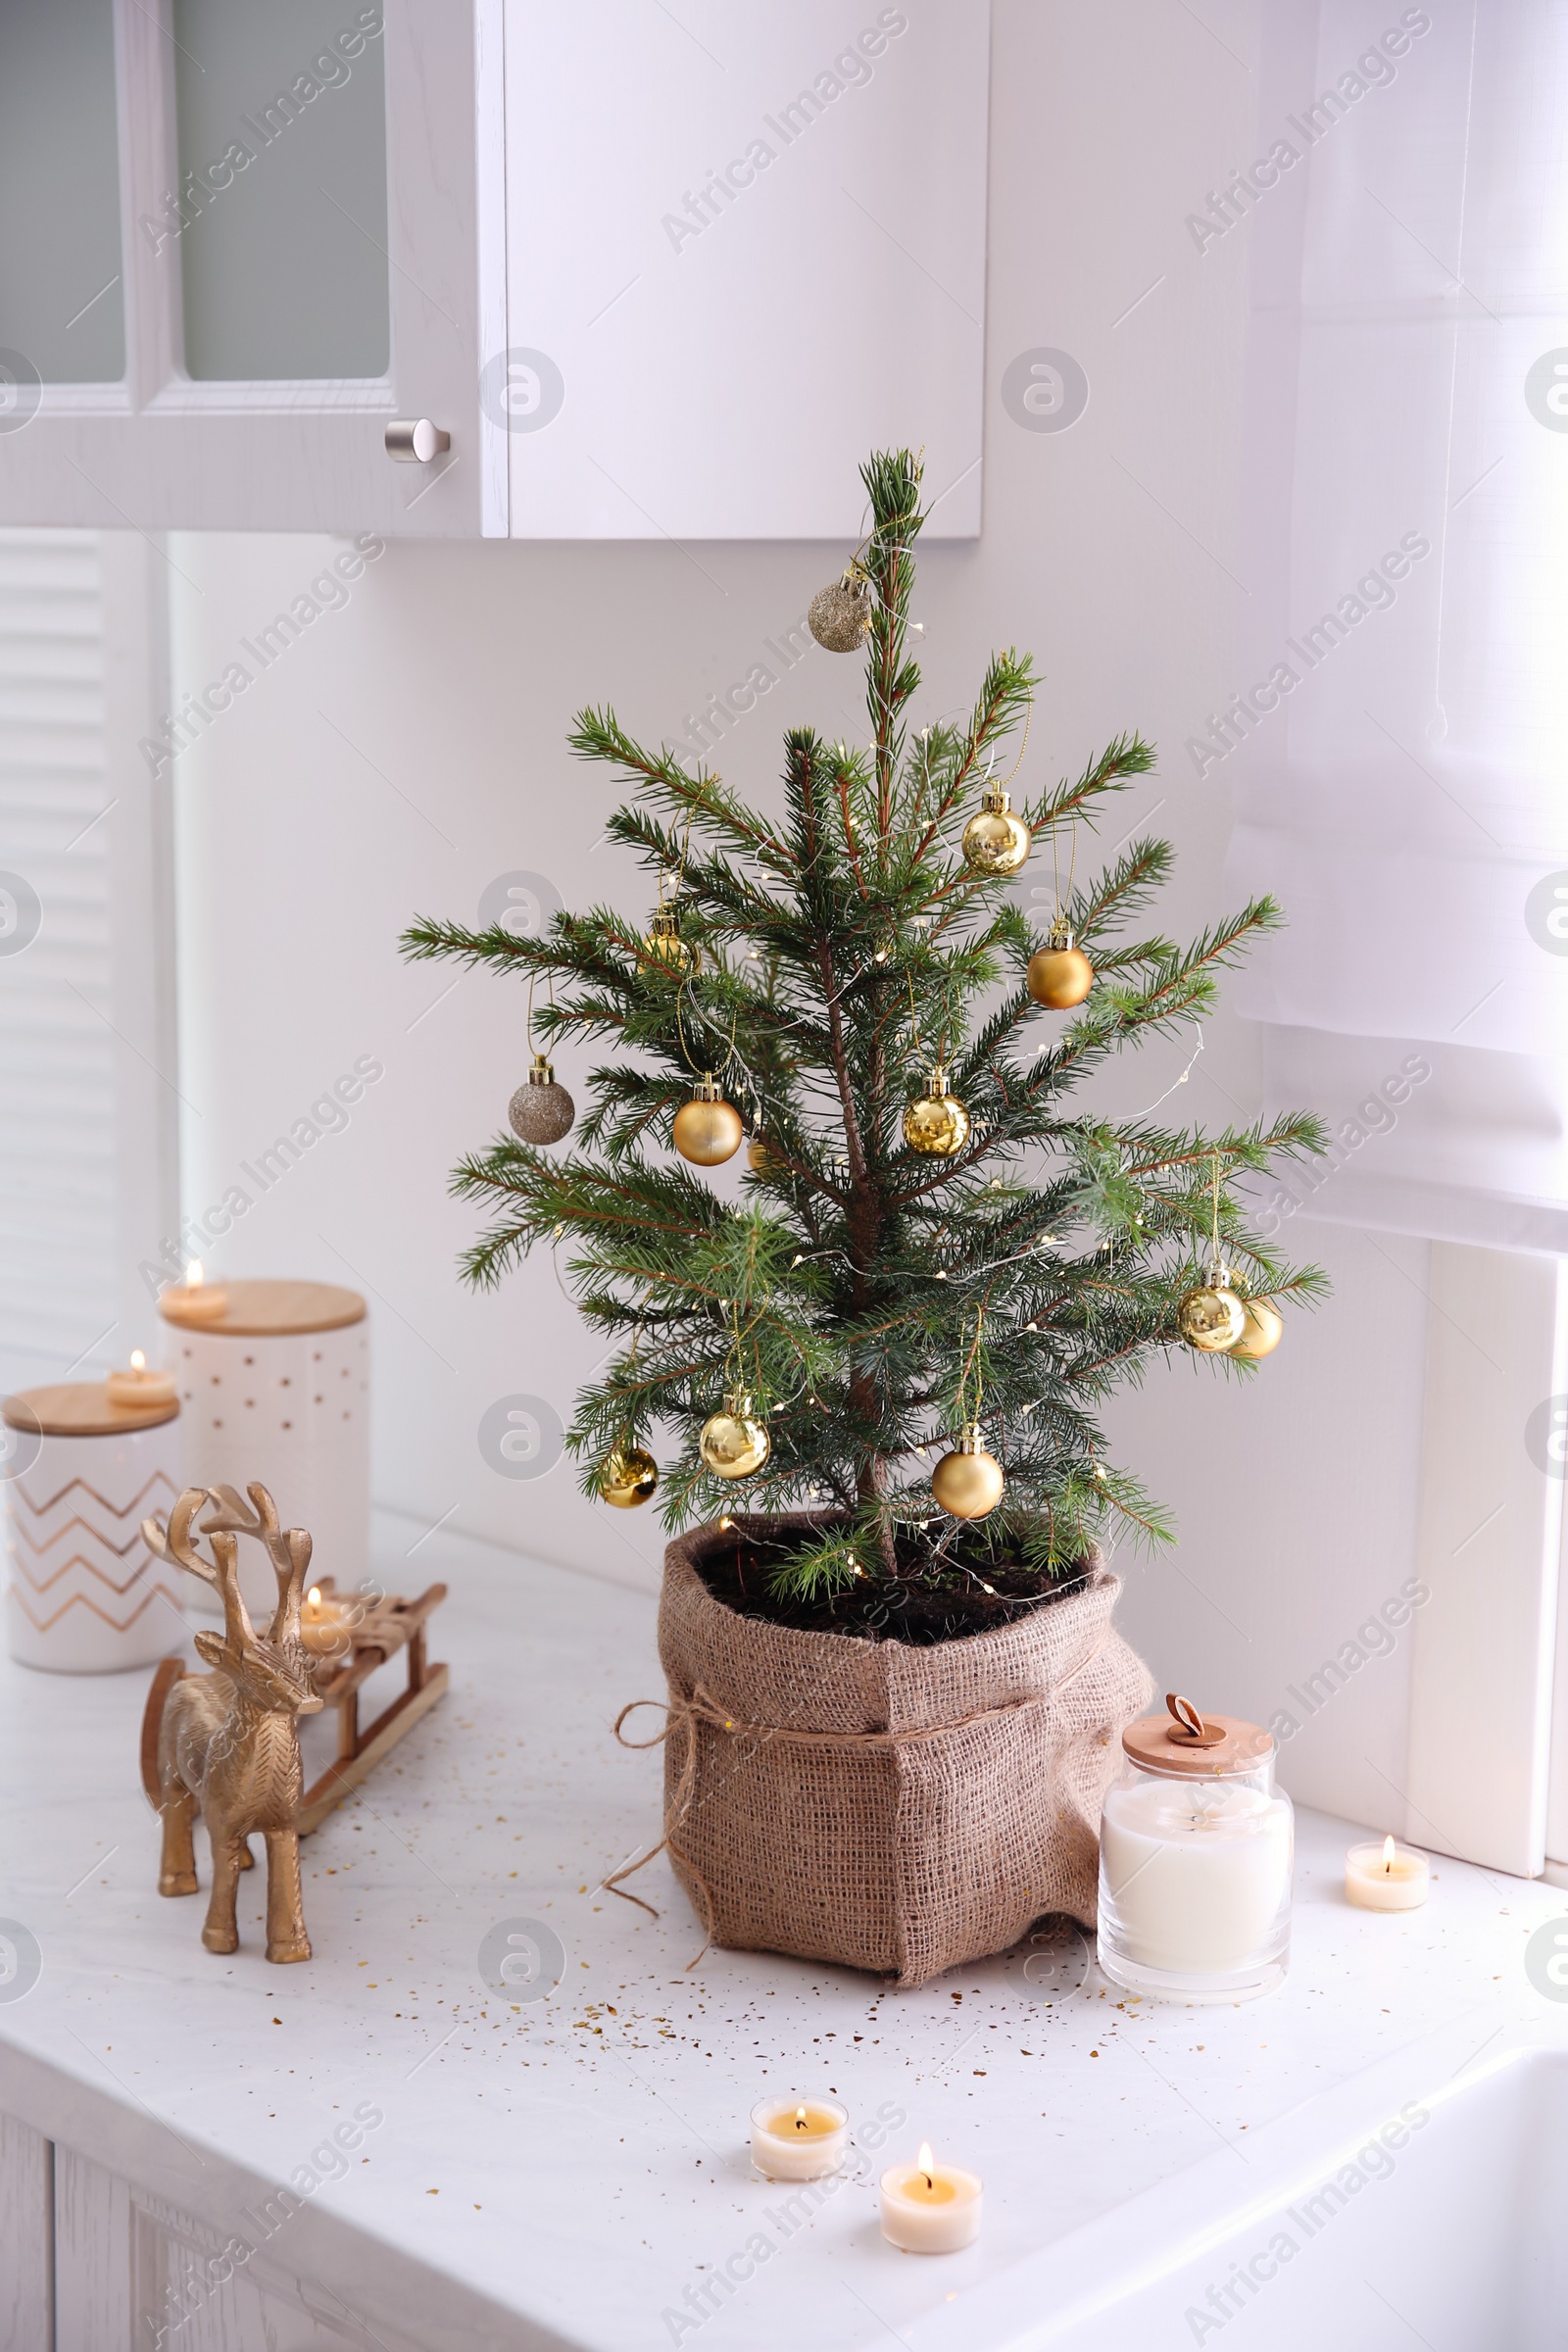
[159,1278,368,1618]
[3,1382,183,1672]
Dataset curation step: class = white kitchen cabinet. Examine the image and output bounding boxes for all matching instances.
[50,2143,430,2352]
[0,0,987,540]
[0,0,506,539]
[501,1,988,539]
[0,2113,53,2348]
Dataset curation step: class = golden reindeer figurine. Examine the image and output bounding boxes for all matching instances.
[140,1484,322,1963]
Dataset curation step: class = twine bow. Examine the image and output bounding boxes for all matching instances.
[606,1633,1112,1970]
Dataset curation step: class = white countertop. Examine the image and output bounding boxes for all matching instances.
[1,1515,1563,2352]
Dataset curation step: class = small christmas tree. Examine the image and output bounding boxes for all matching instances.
[403,450,1325,1629]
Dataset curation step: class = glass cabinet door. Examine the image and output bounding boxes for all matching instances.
[0,1,125,390]
[170,1,390,383]
[0,0,506,537]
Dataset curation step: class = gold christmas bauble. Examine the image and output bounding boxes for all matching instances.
[931,1428,1004,1520]
[1027,930,1095,1009]
[1227,1296,1283,1359]
[599,1446,659,1508]
[642,906,699,974]
[961,789,1031,876]
[808,567,873,653]
[508,1054,575,1145]
[699,1396,770,1480]
[747,1135,778,1175]
[1177,1277,1248,1352]
[903,1068,970,1157]
[672,1078,744,1166]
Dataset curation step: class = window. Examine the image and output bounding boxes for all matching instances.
[0,528,178,1399]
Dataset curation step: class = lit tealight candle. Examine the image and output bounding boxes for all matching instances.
[1346,1835,1430,1911]
[105,1349,179,1409]
[298,1585,354,1661]
[749,2095,849,2181]
[160,1260,228,1325]
[879,2142,983,2253]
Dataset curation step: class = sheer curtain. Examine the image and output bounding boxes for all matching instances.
[1227,0,1568,1250]
[1212,2,1568,1873]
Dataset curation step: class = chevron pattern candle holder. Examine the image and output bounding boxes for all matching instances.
[3,1383,183,1673]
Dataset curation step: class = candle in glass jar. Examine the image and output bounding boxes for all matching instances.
[1098,1700,1295,2003]
[879,2143,982,2253]
[1346,1835,1429,1911]
[1100,1776,1294,1973]
[749,2096,848,2180]
[161,1260,228,1325]
[106,1350,179,1409]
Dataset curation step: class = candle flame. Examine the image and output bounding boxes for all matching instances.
[917,2140,934,2187]
[185,1260,203,1289]
[1383,1835,1396,1872]
[308,1587,321,1607]
[130,1349,145,1371]
[794,2105,807,2132]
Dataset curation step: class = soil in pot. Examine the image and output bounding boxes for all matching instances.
[692,1520,1092,1644]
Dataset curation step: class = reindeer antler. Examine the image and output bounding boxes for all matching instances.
[274,1527,314,1646]
[208,1529,256,1652]
[200,1483,316,1647]
[142,1487,220,1591]
[200,1482,290,1567]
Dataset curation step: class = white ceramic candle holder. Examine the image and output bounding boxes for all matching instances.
[159,1279,368,1619]
[3,1384,183,1673]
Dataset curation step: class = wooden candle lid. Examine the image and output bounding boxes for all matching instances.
[157,1278,366,1338]
[1122,1692,1273,1778]
[3,1381,180,1436]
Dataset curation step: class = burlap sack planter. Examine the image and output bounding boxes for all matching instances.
[637,1516,1152,1988]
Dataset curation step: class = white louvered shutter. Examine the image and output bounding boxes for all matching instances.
[0,529,119,1394]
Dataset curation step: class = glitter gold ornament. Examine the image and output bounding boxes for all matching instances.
[642,906,699,974]
[808,564,873,653]
[931,1426,1004,1519]
[903,1066,970,1158]
[508,1054,575,1145]
[599,1445,659,1508]
[672,1076,744,1166]
[961,786,1031,876]
[699,1393,770,1480]
[1027,919,1094,1009]
[1177,1268,1248,1352]
[1227,1296,1283,1359]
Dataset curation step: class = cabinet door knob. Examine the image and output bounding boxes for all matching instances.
[385,419,451,464]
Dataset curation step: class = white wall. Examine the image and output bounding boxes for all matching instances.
[160,0,1442,1831]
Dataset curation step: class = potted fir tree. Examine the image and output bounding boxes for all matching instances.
[403,450,1324,1986]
